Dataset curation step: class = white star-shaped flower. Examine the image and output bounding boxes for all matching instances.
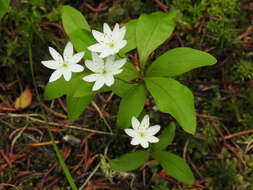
[124,115,160,149]
[82,52,126,91]
[88,23,127,58]
[42,42,85,82]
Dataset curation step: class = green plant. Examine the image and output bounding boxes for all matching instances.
[42,5,217,185]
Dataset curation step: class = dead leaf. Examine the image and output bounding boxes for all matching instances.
[14,86,32,110]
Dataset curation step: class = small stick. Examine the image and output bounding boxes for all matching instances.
[197,113,230,121]
[41,102,68,119]
[218,129,253,141]
[26,141,60,146]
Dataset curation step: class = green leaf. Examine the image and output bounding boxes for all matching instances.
[66,94,94,122]
[146,47,217,77]
[120,19,137,54]
[117,84,146,129]
[0,0,10,20]
[111,80,135,97]
[44,77,69,100]
[69,29,96,60]
[151,122,176,151]
[109,151,149,171]
[145,77,196,134]
[152,151,195,184]
[136,10,175,69]
[61,5,90,35]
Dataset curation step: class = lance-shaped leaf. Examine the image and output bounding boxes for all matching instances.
[0,0,10,20]
[146,47,217,77]
[109,151,149,171]
[66,94,94,122]
[61,5,90,35]
[136,10,175,69]
[145,77,196,134]
[152,151,195,184]
[120,19,137,54]
[151,122,176,151]
[44,77,69,100]
[117,84,146,129]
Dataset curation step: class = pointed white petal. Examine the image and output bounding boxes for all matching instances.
[41,60,60,70]
[82,74,99,82]
[92,52,104,65]
[92,79,105,91]
[119,26,126,41]
[105,55,115,69]
[112,23,120,37]
[114,58,126,69]
[69,64,84,72]
[49,69,63,82]
[140,140,149,149]
[99,51,111,58]
[140,115,150,129]
[85,60,103,73]
[124,129,137,138]
[104,75,114,86]
[68,52,84,64]
[63,42,73,61]
[111,69,123,75]
[88,43,104,53]
[49,47,63,63]
[147,136,159,143]
[119,40,127,49]
[130,138,141,146]
[63,71,72,81]
[131,116,140,130]
[92,30,104,42]
[103,23,112,34]
[147,125,161,136]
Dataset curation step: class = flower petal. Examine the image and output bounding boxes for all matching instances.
[124,129,137,138]
[92,30,104,42]
[147,125,160,136]
[69,64,84,72]
[68,52,84,64]
[140,141,149,149]
[140,115,150,129]
[92,78,105,91]
[85,60,103,73]
[119,26,126,41]
[114,58,126,69]
[49,69,63,82]
[49,47,63,63]
[112,23,120,37]
[130,138,141,146]
[92,52,104,65]
[103,23,112,34]
[41,60,60,70]
[131,116,140,130]
[119,40,127,49]
[147,136,159,143]
[88,43,104,53]
[104,75,114,86]
[63,71,72,81]
[63,42,73,61]
[82,74,99,82]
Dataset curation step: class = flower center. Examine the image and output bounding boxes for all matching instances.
[62,62,68,68]
[102,69,107,75]
[108,42,115,48]
[139,132,146,138]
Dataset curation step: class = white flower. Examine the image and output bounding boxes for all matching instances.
[82,52,126,91]
[88,23,127,58]
[124,115,160,149]
[41,42,85,82]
